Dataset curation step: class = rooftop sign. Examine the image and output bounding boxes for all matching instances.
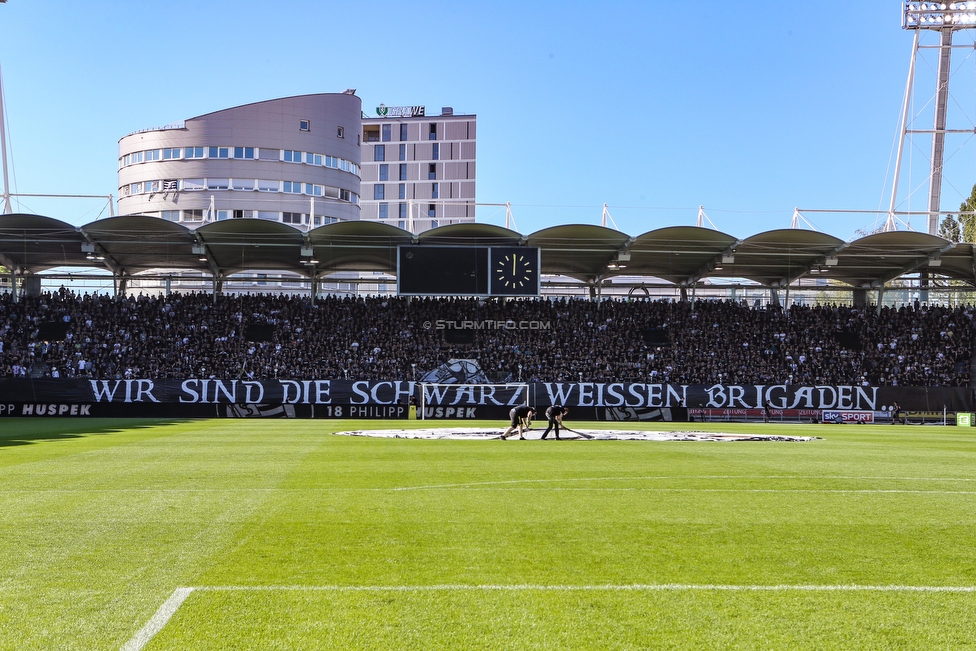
[376,104,425,118]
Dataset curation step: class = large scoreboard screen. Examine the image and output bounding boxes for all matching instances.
[397,246,489,295]
[397,246,539,296]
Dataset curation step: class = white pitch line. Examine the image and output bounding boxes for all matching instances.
[119,587,194,651]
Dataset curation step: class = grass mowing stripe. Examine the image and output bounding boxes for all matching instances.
[193,584,976,592]
[119,588,194,651]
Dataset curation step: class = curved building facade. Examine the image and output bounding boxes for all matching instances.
[117,93,362,230]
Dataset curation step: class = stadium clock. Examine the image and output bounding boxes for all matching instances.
[490,247,540,296]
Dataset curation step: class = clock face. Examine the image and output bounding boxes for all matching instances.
[490,248,539,295]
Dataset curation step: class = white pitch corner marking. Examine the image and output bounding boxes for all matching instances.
[120,587,195,651]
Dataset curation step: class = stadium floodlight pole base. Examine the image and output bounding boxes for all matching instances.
[418,383,530,421]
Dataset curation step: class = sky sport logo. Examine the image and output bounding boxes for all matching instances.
[424,320,552,331]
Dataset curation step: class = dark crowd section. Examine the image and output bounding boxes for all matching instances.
[1,290,973,389]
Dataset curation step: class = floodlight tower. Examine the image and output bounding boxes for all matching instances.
[888,2,976,234]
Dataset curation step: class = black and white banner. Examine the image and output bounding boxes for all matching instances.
[0,379,969,417]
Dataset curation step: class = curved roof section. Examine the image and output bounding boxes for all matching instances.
[525,224,632,282]
[196,219,307,276]
[725,229,845,287]
[626,226,738,285]
[81,215,200,274]
[308,221,413,274]
[1,213,974,289]
[416,222,522,246]
[0,214,88,273]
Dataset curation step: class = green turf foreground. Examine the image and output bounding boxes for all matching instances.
[2,418,976,650]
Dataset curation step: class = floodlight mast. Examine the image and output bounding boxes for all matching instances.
[893,2,976,234]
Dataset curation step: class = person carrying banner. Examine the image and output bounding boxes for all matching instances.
[501,405,536,440]
[541,404,568,440]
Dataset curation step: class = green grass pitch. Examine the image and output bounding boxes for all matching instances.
[2,417,976,650]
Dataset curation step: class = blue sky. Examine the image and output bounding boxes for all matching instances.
[1,0,974,239]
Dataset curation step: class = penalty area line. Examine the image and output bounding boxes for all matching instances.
[119,587,194,651]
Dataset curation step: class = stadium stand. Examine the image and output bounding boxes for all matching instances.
[0,290,971,387]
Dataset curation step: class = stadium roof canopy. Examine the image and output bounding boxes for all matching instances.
[0,213,972,289]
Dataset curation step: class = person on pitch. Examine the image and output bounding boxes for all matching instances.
[501,405,536,440]
[541,404,568,440]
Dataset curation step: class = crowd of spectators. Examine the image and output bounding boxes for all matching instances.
[0,288,972,387]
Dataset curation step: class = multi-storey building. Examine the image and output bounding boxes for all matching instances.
[117,92,362,229]
[360,105,476,232]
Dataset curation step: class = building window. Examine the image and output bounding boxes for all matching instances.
[300,119,310,131]
[429,123,437,140]
[399,203,407,219]
[431,183,439,199]
[282,212,304,224]
[382,124,391,142]
[283,181,303,194]
[145,180,160,193]
[183,179,205,191]
[399,163,407,181]
[131,151,144,164]
[337,126,345,138]
[129,183,142,195]
[163,179,178,191]
[216,210,230,221]
[398,183,406,200]
[234,147,255,159]
[145,149,161,161]
[399,144,406,161]
[207,178,229,190]
[339,188,351,202]
[379,164,389,181]
[307,184,323,196]
[257,211,278,221]
[209,147,229,159]
[428,204,436,217]
[233,210,253,219]
[232,178,255,191]
[183,209,204,222]
[374,145,385,162]
[283,150,301,163]
[400,123,408,141]
[306,152,322,165]
[257,179,279,192]
[162,148,181,160]
[373,184,385,200]
[184,147,204,159]
[378,203,389,219]
[432,143,439,160]
[430,220,438,228]
[429,163,436,180]
[398,220,405,229]
[161,210,180,222]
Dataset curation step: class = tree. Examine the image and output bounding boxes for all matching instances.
[940,214,961,242]
[955,182,976,242]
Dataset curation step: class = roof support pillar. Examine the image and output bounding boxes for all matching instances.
[853,289,868,308]
[877,286,885,316]
[8,268,16,303]
[679,287,688,303]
